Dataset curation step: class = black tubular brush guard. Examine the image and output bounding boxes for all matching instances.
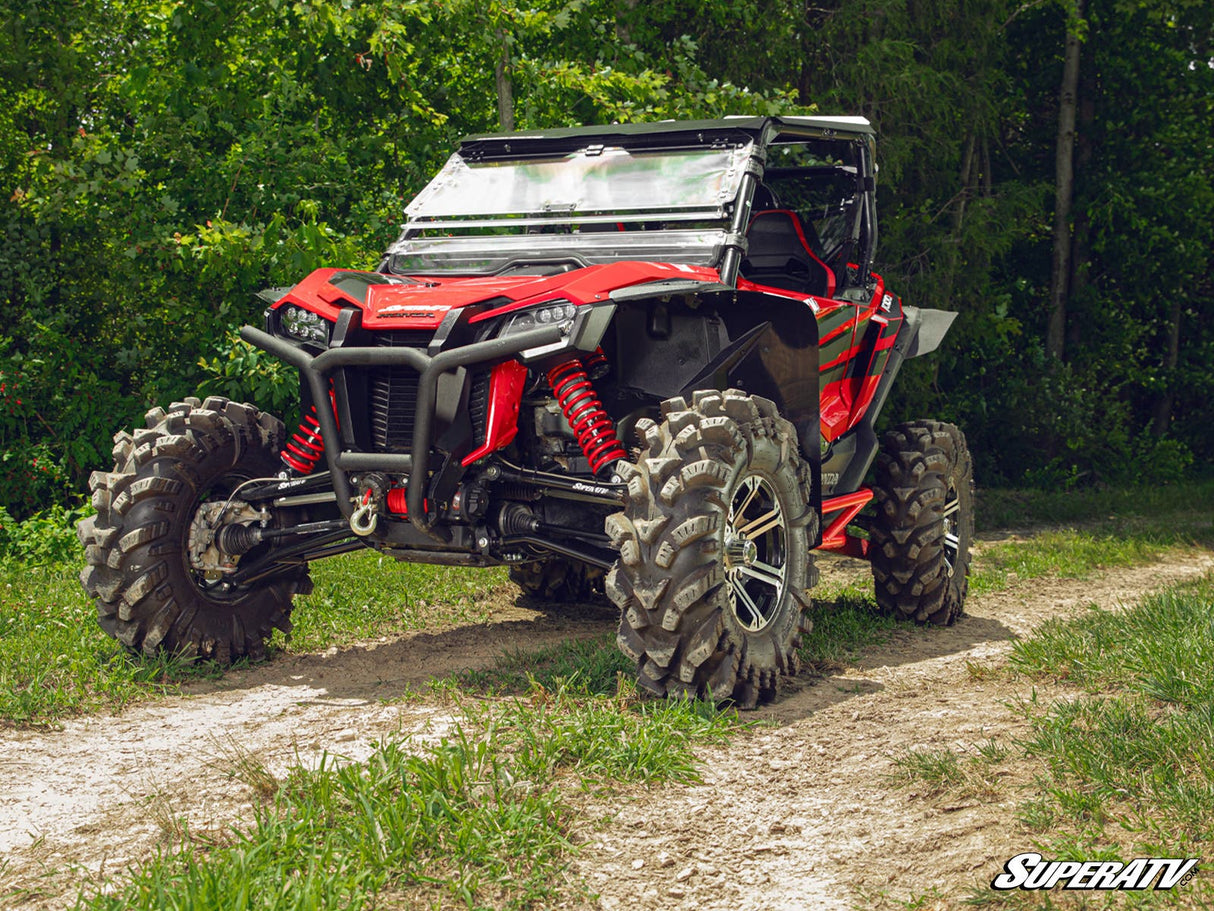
[240,321,571,543]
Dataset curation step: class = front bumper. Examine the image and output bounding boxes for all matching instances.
[240,321,571,542]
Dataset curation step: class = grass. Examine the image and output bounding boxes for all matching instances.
[0,549,508,727]
[4,478,1210,726]
[801,584,911,668]
[884,737,1014,801]
[977,480,1214,535]
[454,634,632,696]
[0,562,220,725]
[976,574,1213,909]
[75,681,736,911]
[969,529,1176,597]
[4,482,1213,908]
[880,575,1214,907]
[287,548,508,653]
[1007,575,1214,872]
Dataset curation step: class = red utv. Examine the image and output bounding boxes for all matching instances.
[79,116,973,706]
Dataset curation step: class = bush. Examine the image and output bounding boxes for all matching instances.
[198,330,300,421]
[0,503,90,565]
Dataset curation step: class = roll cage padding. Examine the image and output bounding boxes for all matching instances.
[740,210,836,299]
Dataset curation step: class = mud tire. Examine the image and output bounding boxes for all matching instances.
[869,420,974,626]
[77,396,310,663]
[606,389,818,707]
[509,558,605,602]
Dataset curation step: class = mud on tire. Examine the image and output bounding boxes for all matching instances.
[509,558,605,602]
[77,396,311,663]
[869,420,974,626]
[606,389,818,707]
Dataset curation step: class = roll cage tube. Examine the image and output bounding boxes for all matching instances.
[734,125,879,295]
[719,148,765,286]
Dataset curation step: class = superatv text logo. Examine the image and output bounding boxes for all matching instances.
[992,853,1198,891]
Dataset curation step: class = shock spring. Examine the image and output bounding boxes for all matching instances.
[584,345,609,379]
[281,406,325,474]
[547,357,626,475]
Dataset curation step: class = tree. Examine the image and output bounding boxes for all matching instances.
[1046,0,1085,363]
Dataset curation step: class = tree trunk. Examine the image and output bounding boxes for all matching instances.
[1151,296,1182,436]
[494,27,514,132]
[1066,31,1096,356]
[1046,0,1085,363]
[953,134,977,234]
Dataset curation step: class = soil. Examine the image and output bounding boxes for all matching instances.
[2,544,1211,910]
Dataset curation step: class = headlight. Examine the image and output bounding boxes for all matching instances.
[279,305,330,345]
[498,300,577,337]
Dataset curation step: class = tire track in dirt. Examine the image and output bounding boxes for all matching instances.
[0,602,614,908]
[564,550,1214,911]
[2,551,1211,909]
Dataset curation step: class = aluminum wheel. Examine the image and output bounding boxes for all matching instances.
[942,481,961,577]
[724,473,788,632]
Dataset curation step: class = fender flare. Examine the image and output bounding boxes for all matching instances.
[903,306,957,359]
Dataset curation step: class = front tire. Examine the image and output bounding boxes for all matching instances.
[606,390,818,707]
[869,420,974,625]
[77,396,310,663]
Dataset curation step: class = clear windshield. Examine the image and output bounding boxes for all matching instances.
[407,144,752,219]
[386,141,753,275]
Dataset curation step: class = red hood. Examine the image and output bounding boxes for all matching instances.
[272,262,722,330]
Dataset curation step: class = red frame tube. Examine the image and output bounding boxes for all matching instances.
[817,488,873,558]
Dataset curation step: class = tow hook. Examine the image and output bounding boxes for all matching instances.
[350,489,379,536]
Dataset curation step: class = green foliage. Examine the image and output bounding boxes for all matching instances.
[198,332,300,422]
[0,503,89,565]
[1,0,1212,513]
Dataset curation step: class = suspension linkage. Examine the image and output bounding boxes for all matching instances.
[216,518,351,555]
[486,460,626,505]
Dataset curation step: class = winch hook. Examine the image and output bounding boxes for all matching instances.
[350,489,379,536]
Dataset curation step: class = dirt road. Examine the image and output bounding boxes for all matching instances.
[2,548,1211,909]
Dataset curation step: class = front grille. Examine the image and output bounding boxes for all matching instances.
[468,369,492,445]
[368,331,432,453]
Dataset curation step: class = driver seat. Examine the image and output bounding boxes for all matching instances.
[741,209,836,298]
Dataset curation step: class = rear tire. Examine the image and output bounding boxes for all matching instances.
[607,390,817,707]
[869,420,974,625]
[77,396,310,663]
[509,558,604,602]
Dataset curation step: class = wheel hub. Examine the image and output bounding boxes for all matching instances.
[724,473,788,633]
[188,498,261,583]
[722,535,759,569]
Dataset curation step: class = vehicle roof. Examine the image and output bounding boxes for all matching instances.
[459,115,874,147]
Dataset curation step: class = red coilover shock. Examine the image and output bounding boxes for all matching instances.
[281,405,325,474]
[282,386,340,475]
[547,356,626,475]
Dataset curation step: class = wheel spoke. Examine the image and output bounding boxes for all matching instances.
[729,574,764,626]
[942,498,961,519]
[737,560,784,592]
[943,532,960,553]
[738,505,782,540]
[731,476,761,527]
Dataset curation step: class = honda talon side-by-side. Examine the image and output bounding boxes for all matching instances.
[79,116,974,706]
